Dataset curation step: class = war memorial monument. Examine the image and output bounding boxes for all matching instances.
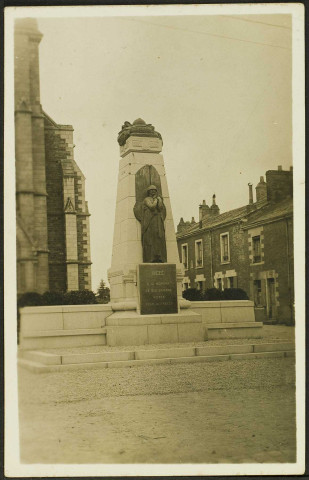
[18,119,265,360]
[106,118,205,346]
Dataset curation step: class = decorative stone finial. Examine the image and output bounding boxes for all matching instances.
[133,118,146,125]
[117,119,162,146]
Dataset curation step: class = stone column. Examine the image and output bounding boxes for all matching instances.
[108,119,185,310]
[15,18,49,293]
[63,177,79,291]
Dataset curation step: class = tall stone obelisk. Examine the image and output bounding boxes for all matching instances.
[108,119,185,306]
[106,119,203,346]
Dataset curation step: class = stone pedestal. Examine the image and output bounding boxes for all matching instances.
[106,310,206,347]
[106,119,200,345]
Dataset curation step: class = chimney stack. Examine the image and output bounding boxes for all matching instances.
[199,199,210,222]
[210,194,220,216]
[266,167,293,202]
[248,183,253,204]
[256,176,267,206]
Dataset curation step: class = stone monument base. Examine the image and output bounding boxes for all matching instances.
[105,310,206,346]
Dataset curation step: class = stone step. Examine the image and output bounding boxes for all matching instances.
[18,342,295,373]
[19,329,106,350]
[207,322,263,339]
[22,327,106,338]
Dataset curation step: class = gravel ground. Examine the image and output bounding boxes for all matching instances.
[43,325,294,355]
[18,355,296,464]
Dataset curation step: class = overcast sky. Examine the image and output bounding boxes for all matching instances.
[36,13,292,291]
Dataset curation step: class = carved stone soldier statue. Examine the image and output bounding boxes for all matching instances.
[140,185,167,263]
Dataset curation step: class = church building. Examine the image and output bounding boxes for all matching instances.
[15,18,92,294]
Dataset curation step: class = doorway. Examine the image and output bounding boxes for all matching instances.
[267,278,277,320]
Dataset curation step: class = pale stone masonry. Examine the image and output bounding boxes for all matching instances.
[108,120,183,306]
[15,18,91,294]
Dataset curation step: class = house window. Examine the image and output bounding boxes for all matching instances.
[195,240,203,267]
[253,279,262,306]
[252,236,261,263]
[217,278,223,291]
[181,244,188,270]
[220,233,230,263]
[227,276,234,288]
[183,282,189,291]
[196,281,203,291]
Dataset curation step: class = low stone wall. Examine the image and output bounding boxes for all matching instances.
[190,300,256,324]
[189,300,262,339]
[19,300,261,349]
[20,304,112,349]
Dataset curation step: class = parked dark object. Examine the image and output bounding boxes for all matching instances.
[222,288,249,300]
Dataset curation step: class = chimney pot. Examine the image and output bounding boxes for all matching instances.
[260,176,264,182]
[278,165,282,171]
[290,166,293,171]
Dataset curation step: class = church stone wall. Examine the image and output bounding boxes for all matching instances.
[15,18,92,294]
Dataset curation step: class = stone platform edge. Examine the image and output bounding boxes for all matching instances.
[18,342,295,373]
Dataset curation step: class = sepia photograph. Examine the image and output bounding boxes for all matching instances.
[4,3,305,477]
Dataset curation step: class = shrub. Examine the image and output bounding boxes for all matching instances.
[222,288,249,300]
[17,292,44,309]
[63,290,98,305]
[41,291,65,306]
[96,279,110,304]
[202,288,223,301]
[182,288,203,301]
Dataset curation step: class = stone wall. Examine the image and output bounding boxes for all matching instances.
[15,19,92,294]
[44,118,92,292]
[249,217,294,323]
[177,224,250,294]
[15,19,49,294]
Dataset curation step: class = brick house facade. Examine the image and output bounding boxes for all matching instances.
[15,18,92,294]
[176,167,294,324]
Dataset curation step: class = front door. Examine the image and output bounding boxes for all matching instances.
[267,278,277,320]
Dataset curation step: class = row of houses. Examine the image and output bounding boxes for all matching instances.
[176,166,294,324]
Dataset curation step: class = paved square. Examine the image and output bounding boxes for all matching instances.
[18,355,296,464]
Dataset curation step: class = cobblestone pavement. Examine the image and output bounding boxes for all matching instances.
[18,354,296,464]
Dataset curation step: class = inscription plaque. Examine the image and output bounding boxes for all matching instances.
[138,263,178,315]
